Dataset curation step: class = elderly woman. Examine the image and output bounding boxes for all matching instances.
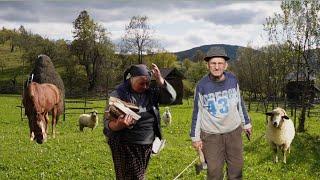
[103,63,176,180]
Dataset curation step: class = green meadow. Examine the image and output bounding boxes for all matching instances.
[0,95,319,179]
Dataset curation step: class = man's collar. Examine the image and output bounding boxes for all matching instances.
[208,72,226,82]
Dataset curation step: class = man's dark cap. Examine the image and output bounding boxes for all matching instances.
[204,46,230,61]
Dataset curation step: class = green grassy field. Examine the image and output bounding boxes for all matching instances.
[0,95,319,179]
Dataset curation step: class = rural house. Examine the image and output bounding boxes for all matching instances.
[158,68,184,104]
[285,71,320,105]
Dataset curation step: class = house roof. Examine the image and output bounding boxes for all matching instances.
[159,68,185,79]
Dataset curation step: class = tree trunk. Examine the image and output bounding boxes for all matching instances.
[10,43,14,52]
[247,92,252,112]
[84,64,95,91]
[138,51,142,64]
[298,106,306,132]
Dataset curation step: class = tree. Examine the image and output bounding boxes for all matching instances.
[17,25,30,51]
[186,61,207,84]
[264,0,320,132]
[121,15,157,64]
[231,45,294,112]
[22,34,57,67]
[145,50,178,68]
[0,54,5,72]
[192,50,206,62]
[0,28,6,45]
[0,28,20,52]
[232,47,263,110]
[71,10,115,91]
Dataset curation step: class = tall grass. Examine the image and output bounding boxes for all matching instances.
[0,95,319,179]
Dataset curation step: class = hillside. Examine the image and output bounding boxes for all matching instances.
[0,43,26,93]
[174,44,243,61]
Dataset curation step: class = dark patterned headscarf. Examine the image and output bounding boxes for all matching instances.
[123,64,152,81]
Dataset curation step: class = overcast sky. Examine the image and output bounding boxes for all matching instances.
[0,1,282,52]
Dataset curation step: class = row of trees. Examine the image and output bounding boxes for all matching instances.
[232,0,320,132]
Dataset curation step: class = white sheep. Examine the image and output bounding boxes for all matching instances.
[162,107,172,126]
[265,107,295,163]
[79,110,99,131]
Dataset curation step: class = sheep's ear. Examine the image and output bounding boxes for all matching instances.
[282,115,289,120]
[266,112,273,116]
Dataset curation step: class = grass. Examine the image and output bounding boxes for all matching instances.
[0,43,25,89]
[0,94,319,179]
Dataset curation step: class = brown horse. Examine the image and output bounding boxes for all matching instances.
[23,82,62,144]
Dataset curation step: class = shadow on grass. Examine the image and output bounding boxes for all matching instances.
[292,132,320,175]
[245,130,320,177]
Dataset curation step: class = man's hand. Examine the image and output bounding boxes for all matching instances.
[151,63,165,86]
[244,128,252,141]
[192,141,203,150]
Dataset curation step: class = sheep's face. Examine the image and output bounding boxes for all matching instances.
[90,110,98,120]
[164,107,171,118]
[266,108,289,128]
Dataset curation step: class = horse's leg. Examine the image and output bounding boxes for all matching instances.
[52,107,58,138]
[27,114,34,141]
[45,112,49,134]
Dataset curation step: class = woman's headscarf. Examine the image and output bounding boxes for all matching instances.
[123,64,152,81]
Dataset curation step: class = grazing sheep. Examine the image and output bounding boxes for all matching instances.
[162,107,172,126]
[79,110,98,131]
[266,107,295,163]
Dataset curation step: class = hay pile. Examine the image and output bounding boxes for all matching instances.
[27,54,65,115]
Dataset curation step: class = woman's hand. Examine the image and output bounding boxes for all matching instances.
[108,114,136,131]
[151,63,165,86]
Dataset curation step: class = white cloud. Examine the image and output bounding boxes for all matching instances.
[0,1,282,52]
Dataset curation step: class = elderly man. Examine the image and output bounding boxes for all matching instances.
[190,47,252,180]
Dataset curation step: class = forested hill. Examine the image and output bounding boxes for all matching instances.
[174,44,243,61]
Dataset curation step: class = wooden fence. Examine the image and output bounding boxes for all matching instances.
[16,98,102,121]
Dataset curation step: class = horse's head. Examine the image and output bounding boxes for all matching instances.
[30,112,48,144]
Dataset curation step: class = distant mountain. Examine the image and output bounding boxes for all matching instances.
[174,44,244,61]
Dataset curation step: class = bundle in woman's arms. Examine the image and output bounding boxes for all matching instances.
[107,97,141,121]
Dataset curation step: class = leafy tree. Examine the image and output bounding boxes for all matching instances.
[192,50,205,62]
[186,61,207,84]
[264,0,320,132]
[17,25,30,51]
[0,28,20,52]
[71,10,115,91]
[231,45,294,111]
[0,28,6,44]
[120,15,157,64]
[182,58,193,72]
[145,51,178,68]
[232,47,262,106]
[182,79,194,99]
[22,35,57,67]
[0,54,5,72]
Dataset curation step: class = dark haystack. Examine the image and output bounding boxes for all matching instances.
[26,54,65,115]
